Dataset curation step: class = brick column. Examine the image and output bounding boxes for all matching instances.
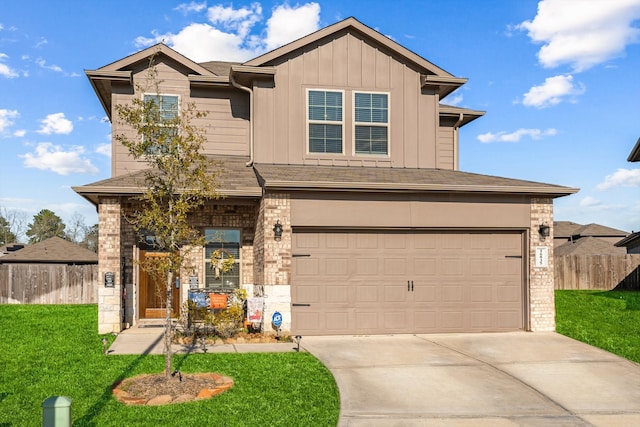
[255,192,291,333]
[529,197,555,331]
[98,198,122,334]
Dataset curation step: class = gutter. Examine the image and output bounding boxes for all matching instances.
[230,73,254,167]
[453,113,464,170]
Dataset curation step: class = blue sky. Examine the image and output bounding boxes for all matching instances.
[1,0,639,238]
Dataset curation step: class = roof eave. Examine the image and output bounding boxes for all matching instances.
[261,180,579,197]
[628,137,640,162]
[85,70,132,120]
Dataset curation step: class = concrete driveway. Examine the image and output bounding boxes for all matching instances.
[301,332,640,426]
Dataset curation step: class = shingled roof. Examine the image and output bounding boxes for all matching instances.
[253,163,578,196]
[555,236,628,256]
[0,237,97,264]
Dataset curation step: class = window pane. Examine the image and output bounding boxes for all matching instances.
[309,124,342,153]
[355,125,388,155]
[355,93,388,124]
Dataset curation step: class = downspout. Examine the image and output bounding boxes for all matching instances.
[453,113,464,171]
[230,73,254,167]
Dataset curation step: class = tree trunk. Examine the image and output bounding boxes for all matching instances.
[164,271,174,378]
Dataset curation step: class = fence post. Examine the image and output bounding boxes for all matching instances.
[42,396,72,427]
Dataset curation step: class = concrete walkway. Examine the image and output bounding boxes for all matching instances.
[108,325,303,355]
[300,332,640,427]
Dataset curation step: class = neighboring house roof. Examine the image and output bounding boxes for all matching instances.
[553,221,583,238]
[615,231,640,248]
[0,237,97,264]
[253,163,577,196]
[73,155,262,205]
[555,236,628,256]
[199,61,239,77]
[628,137,640,162]
[554,221,628,239]
[0,243,27,257]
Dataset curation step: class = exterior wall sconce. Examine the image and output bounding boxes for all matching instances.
[538,223,551,240]
[273,220,283,241]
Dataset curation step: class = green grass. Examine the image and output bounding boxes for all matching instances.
[556,290,640,363]
[0,305,339,427]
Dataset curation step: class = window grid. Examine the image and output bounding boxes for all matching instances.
[307,89,344,154]
[142,94,179,155]
[354,92,389,156]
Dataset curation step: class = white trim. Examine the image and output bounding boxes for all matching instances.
[352,90,390,157]
[305,88,346,155]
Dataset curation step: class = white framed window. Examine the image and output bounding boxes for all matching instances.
[204,229,241,290]
[142,94,179,154]
[307,89,344,154]
[353,92,389,156]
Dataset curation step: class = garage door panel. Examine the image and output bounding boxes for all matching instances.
[292,231,524,335]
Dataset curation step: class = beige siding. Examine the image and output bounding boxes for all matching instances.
[253,31,442,168]
[112,58,249,177]
[437,126,455,169]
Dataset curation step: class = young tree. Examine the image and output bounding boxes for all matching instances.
[115,58,222,378]
[0,207,27,243]
[81,224,99,253]
[66,212,87,244]
[25,209,66,244]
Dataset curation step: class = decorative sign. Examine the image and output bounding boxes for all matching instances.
[188,292,207,308]
[104,272,115,288]
[189,276,199,289]
[535,246,549,268]
[248,297,264,322]
[272,311,283,329]
[209,293,228,309]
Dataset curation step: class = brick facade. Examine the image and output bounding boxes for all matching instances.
[98,198,123,334]
[529,197,555,332]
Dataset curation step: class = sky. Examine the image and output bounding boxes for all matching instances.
[1,0,639,239]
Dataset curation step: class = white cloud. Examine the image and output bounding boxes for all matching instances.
[13,129,26,137]
[21,142,98,175]
[264,3,320,50]
[37,113,73,135]
[0,54,18,78]
[445,92,463,107]
[597,168,640,190]
[35,58,63,73]
[95,143,111,157]
[477,128,557,143]
[0,109,19,132]
[522,74,585,108]
[579,196,602,207]
[134,2,321,62]
[518,0,640,72]
[175,1,207,14]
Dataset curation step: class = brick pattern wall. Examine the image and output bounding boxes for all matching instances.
[529,197,555,331]
[98,198,122,334]
[255,192,292,332]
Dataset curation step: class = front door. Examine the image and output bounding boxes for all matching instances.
[139,251,181,319]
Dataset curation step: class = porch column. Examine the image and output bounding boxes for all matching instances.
[98,197,122,334]
[529,197,555,332]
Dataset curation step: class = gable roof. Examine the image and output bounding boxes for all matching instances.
[554,221,628,239]
[615,231,640,248]
[0,237,97,264]
[553,221,583,238]
[629,137,640,162]
[555,236,627,256]
[244,17,464,98]
[253,163,578,196]
[73,155,262,205]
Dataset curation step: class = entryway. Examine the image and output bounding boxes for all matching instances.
[138,251,181,319]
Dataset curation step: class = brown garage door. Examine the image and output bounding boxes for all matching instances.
[291,230,524,335]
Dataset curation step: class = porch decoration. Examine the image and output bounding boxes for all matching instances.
[210,249,235,279]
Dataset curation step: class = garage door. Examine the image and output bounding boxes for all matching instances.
[291,230,524,335]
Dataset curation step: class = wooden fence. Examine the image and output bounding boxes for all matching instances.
[0,263,99,304]
[555,254,640,290]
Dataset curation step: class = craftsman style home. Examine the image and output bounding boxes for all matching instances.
[75,18,577,335]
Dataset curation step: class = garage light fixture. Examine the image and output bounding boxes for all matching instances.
[273,220,283,241]
[538,223,550,240]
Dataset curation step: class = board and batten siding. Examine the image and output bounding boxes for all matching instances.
[253,31,441,169]
[111,59,250,177]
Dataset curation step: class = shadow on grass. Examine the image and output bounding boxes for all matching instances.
[74,333,164,426]
[592,290,640,311]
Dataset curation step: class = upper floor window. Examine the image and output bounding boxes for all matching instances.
[354,92,389,155]
[308,90,343,154]
[143,94,179,154]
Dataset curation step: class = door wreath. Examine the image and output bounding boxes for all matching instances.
[210,249,235,278]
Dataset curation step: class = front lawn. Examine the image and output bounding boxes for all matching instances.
[0,305,339,427]
[555,290,640,363]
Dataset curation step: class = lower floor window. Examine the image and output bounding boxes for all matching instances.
[204,229,240,290]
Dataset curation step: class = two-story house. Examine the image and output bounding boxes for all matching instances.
[75,17,577,335]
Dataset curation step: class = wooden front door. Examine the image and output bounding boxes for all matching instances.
[139,251,181,319]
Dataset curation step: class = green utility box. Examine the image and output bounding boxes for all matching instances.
[42,396,72,427]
